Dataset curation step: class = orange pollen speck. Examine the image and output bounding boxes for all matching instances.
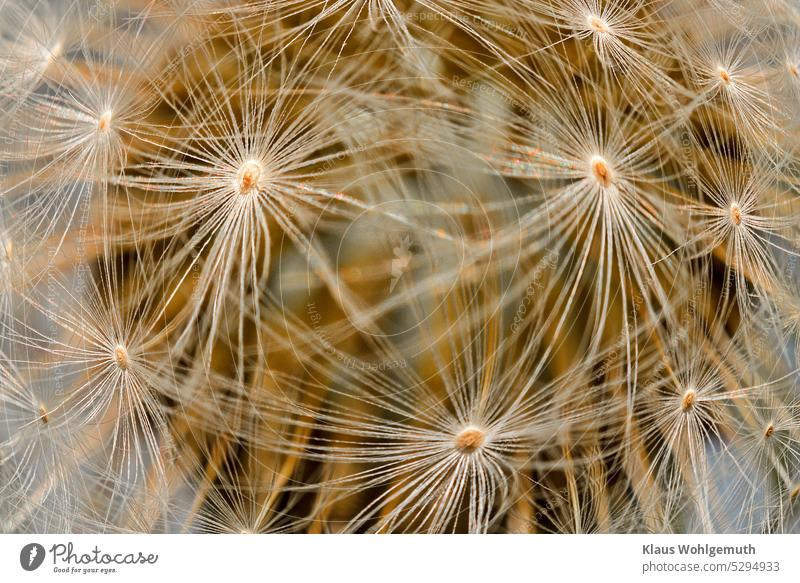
[590,156,613,188]
[718,68,732,84]
[114,345,129,371]
[455,427,485,453]
[730,203,742,226]
[97,110,113,131]
[238,161,262,194]
[588,15,609,33]
[681,388,697,411]
[789,64,799,78]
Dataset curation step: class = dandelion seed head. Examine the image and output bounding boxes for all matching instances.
[454,426,486,454]
[3,0,798,536]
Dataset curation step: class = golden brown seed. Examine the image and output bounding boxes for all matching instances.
[238,161,262,194]
[730,203,742,226]
[681,388,696,412]
[114,345,129,371]
[455,427,485,453]
[718,67,732,84]
[39,404,49,424]
[97,110,113,132]
[590,156,613,188]
[588,16,608,33]
[764,424,774,439]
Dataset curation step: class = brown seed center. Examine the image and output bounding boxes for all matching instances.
[730,203,742,226]
[718,67,732,84]
[455,427,485,453]
[764,423,774,439]
[590,156,614,188]
[681,388,697,411]
[588,15,608,33]
[97,110,113,132]
[114,345,129,371]
[238,161,262,194]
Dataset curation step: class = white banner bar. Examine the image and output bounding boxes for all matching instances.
[1,535,797,583]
